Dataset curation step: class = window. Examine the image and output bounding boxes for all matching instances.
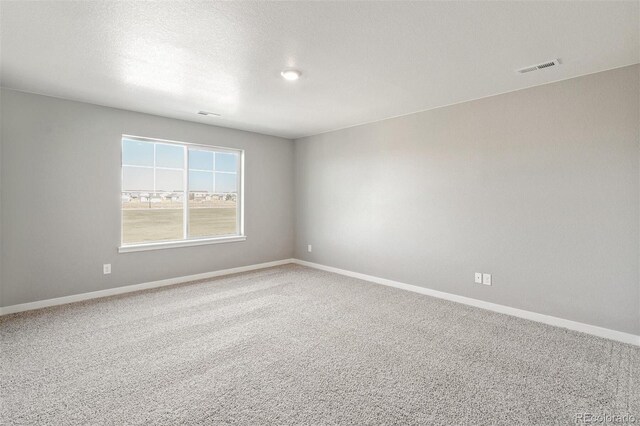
[120,135,244,252]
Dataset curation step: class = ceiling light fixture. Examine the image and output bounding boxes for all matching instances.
[197,111,221,117]
[281,69,301,81]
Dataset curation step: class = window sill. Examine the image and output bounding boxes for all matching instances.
[118,235,247,253]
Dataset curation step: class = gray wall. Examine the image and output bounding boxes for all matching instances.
[294,65,640,335]
[2,66,639,335]
[0,89,294,307]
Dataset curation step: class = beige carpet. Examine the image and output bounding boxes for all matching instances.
[1,264,639,425]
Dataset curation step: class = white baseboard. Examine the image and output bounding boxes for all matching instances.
[292,259,640,347]
[3,257,638,346]
[0,259,295,316]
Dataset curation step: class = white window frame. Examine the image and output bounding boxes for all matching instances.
[118,134,245,253]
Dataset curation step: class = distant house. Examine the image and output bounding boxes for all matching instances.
[190,192,209,201]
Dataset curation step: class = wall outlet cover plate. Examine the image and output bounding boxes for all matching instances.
[482,273,492,286]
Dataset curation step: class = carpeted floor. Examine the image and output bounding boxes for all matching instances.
[1,265,638,425]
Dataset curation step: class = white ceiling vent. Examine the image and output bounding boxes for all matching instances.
[516,59,561,74]
[197,111,221,117]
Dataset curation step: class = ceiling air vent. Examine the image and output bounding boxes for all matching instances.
[516,59,561,74]
[197,111,221,117]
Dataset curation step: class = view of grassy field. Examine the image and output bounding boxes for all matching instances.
[122,207,237,244]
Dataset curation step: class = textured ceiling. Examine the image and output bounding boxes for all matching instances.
[1,1,638,139]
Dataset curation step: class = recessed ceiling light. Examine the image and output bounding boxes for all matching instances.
[281,69,301,81]
[197,111,221,117]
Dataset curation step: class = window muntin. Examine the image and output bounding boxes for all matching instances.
[121,136,242,247]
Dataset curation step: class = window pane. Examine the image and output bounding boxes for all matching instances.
[156,144,184,168]
[122,139,153,166]
[188,193,237,238]
[215,152,238,172]
[215,172,237,193]
[189,149,214,171]
[122,192,184,244]
[123,166,153,191]
[188,170,214,193]
[121,136,242,246]
[156,169,183,192]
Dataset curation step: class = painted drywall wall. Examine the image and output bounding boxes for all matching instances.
[0,89,294,307]
[0,90,3,299]
[294,65,640,335]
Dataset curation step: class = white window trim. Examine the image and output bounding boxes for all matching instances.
[119,134,245,253]
[118,235,247,253]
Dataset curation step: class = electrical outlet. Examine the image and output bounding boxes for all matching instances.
[103,264,111,275]
[474,273,482,284]
[307,245,312,253]
[482,273,492,286]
